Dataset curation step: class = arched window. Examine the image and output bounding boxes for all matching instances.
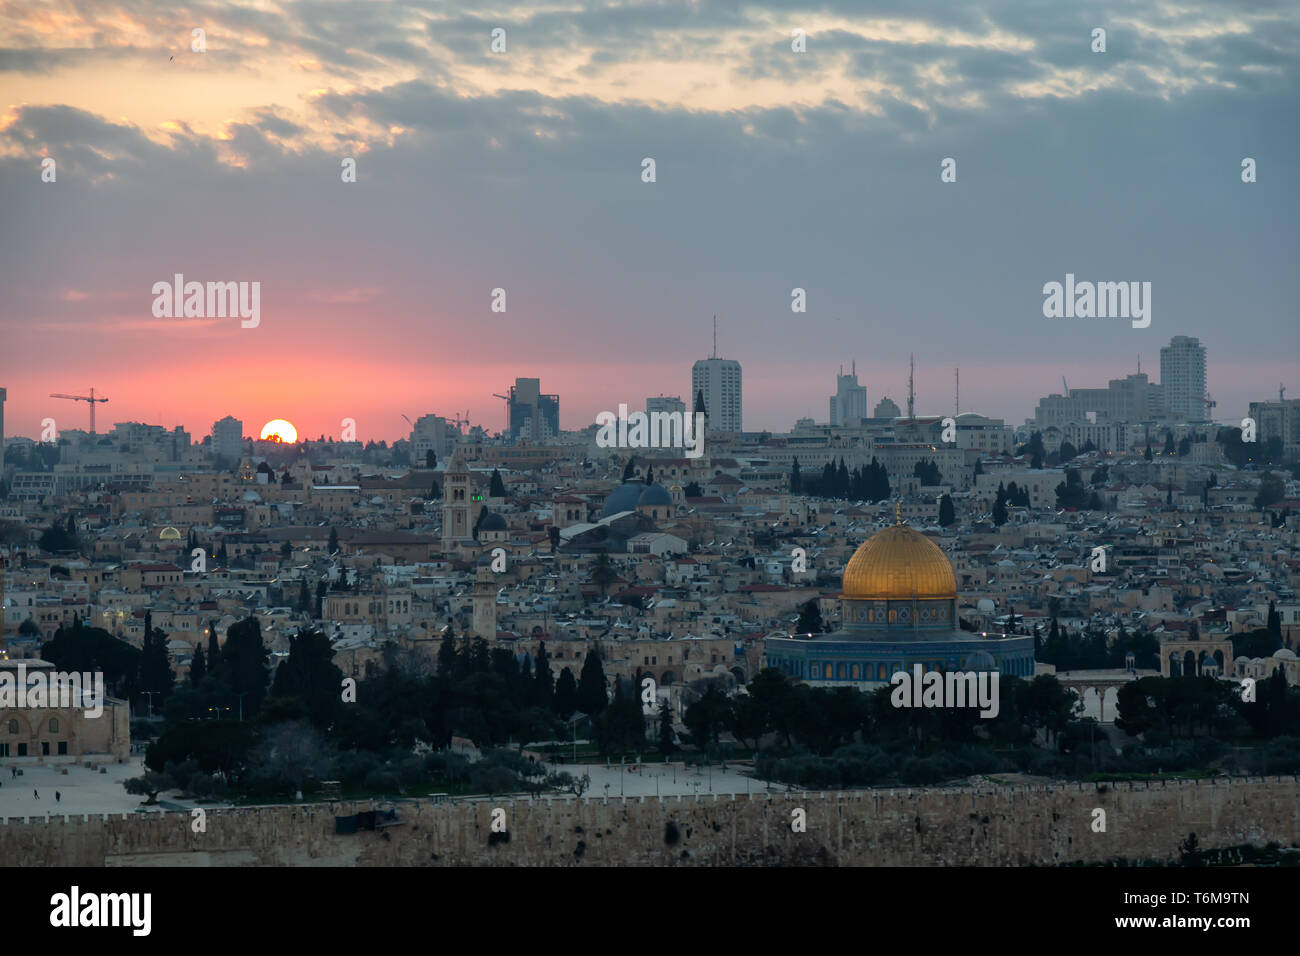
[6,719,16,734]
[49,717,59,733]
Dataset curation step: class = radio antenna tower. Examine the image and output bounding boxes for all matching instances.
[712,314,717,359]
[907,354,915,420]
[954,367,959,418]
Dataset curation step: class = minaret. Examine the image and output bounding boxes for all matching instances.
[472,564,497,639]
[441,450,473,550]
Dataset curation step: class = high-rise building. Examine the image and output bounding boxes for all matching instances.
[503,377,559,441]
[211,416,243,459]
[692,359,742,433]
[410,414,456,464]
[646,396,686,446]
[1161,336,1207,422]
[691,316,742,433]
[1248,397,1300,454]
[0,386,6,465]
[829,363,867,426]
[1033,373,1163,428]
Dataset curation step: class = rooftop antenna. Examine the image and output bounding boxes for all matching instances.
[954,367,959,417]
[1282,383,1287,402]
[907,354,915,420]
[712,314,717,359]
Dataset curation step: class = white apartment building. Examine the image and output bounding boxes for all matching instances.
[692,358,742,433]
[211,416,243,459]
[1161,336,1207,422]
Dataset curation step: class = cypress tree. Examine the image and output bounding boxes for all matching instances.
[534,642,554,708]
[190,642,207,685]
[993,483,1008,526]
[577,648,608,716]
[554,666,578,720]
[658,698,675,754]
[938,494,955,527]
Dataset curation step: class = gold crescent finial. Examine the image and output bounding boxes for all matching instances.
[896,501,902,525]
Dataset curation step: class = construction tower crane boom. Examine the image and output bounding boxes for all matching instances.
[49,388,109,434]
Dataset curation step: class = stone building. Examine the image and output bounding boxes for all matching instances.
[0,660,130,762]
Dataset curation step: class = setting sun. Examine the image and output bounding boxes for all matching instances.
[260,419,298,443]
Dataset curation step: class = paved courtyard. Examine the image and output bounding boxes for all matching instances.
[0,758,147,818]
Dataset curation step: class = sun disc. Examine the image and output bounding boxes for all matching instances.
[260,419,298,443]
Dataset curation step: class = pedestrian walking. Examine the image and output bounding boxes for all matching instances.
[55,791,61,803]
[33,789,38,799]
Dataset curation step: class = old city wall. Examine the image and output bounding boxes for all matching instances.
[2,776,1298,866]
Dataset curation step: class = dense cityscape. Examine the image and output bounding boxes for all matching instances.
[1,1,1295,933]
[1,332,1298,866]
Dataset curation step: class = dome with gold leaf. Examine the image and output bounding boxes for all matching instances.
[841,524,957,601]
[838,521,958,634]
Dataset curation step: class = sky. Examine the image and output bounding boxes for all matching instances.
[1,0,1297,443]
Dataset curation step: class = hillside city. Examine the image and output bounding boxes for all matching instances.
[0,335,1298,823]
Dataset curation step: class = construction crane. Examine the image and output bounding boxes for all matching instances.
[50,388,109,434]
[1062,375,1069,395]
[493,392,511,432]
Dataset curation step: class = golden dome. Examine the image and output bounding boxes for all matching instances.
[159,526,182,540]
[841,524,957,600]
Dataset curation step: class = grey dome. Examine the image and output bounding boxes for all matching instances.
[601,480,645,518]
[637,484,673,507]
[479,512,507,532]
[962,650,997,671]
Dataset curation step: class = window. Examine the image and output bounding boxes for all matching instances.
[49,718,59,733]
[6,719,15,734]
[57,741,68,756]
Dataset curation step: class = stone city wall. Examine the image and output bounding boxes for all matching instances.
[2,776,1297,866]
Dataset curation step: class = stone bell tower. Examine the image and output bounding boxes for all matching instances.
[472,563,497,639]
[441,450,473,551]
